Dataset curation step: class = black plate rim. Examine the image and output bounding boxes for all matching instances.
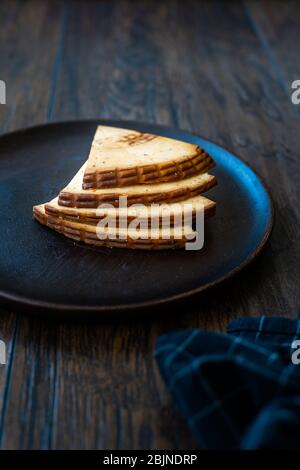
[0,119,275,314]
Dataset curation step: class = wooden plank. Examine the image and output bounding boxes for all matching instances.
[244,0,300,86]
[0,0,66,449]
[50,0,175,123]
[0,310,18,447]
[0,0,65,133]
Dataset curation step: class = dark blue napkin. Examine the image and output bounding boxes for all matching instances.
[154,316,300,449]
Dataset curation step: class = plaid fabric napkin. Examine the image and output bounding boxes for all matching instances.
[154,316,300,449]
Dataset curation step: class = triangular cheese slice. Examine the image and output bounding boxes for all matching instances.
[59,162,217,208]
[83,125,214,188]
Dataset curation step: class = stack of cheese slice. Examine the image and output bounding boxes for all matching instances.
[33,126,217,250]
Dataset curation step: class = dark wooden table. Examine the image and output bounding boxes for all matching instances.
[0,0,299,450]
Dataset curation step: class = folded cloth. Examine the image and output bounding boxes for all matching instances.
[154,316,300,449]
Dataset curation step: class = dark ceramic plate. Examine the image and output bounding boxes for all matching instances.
[0,120,274,315]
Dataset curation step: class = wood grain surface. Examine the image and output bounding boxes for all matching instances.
[0,0,299,449]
